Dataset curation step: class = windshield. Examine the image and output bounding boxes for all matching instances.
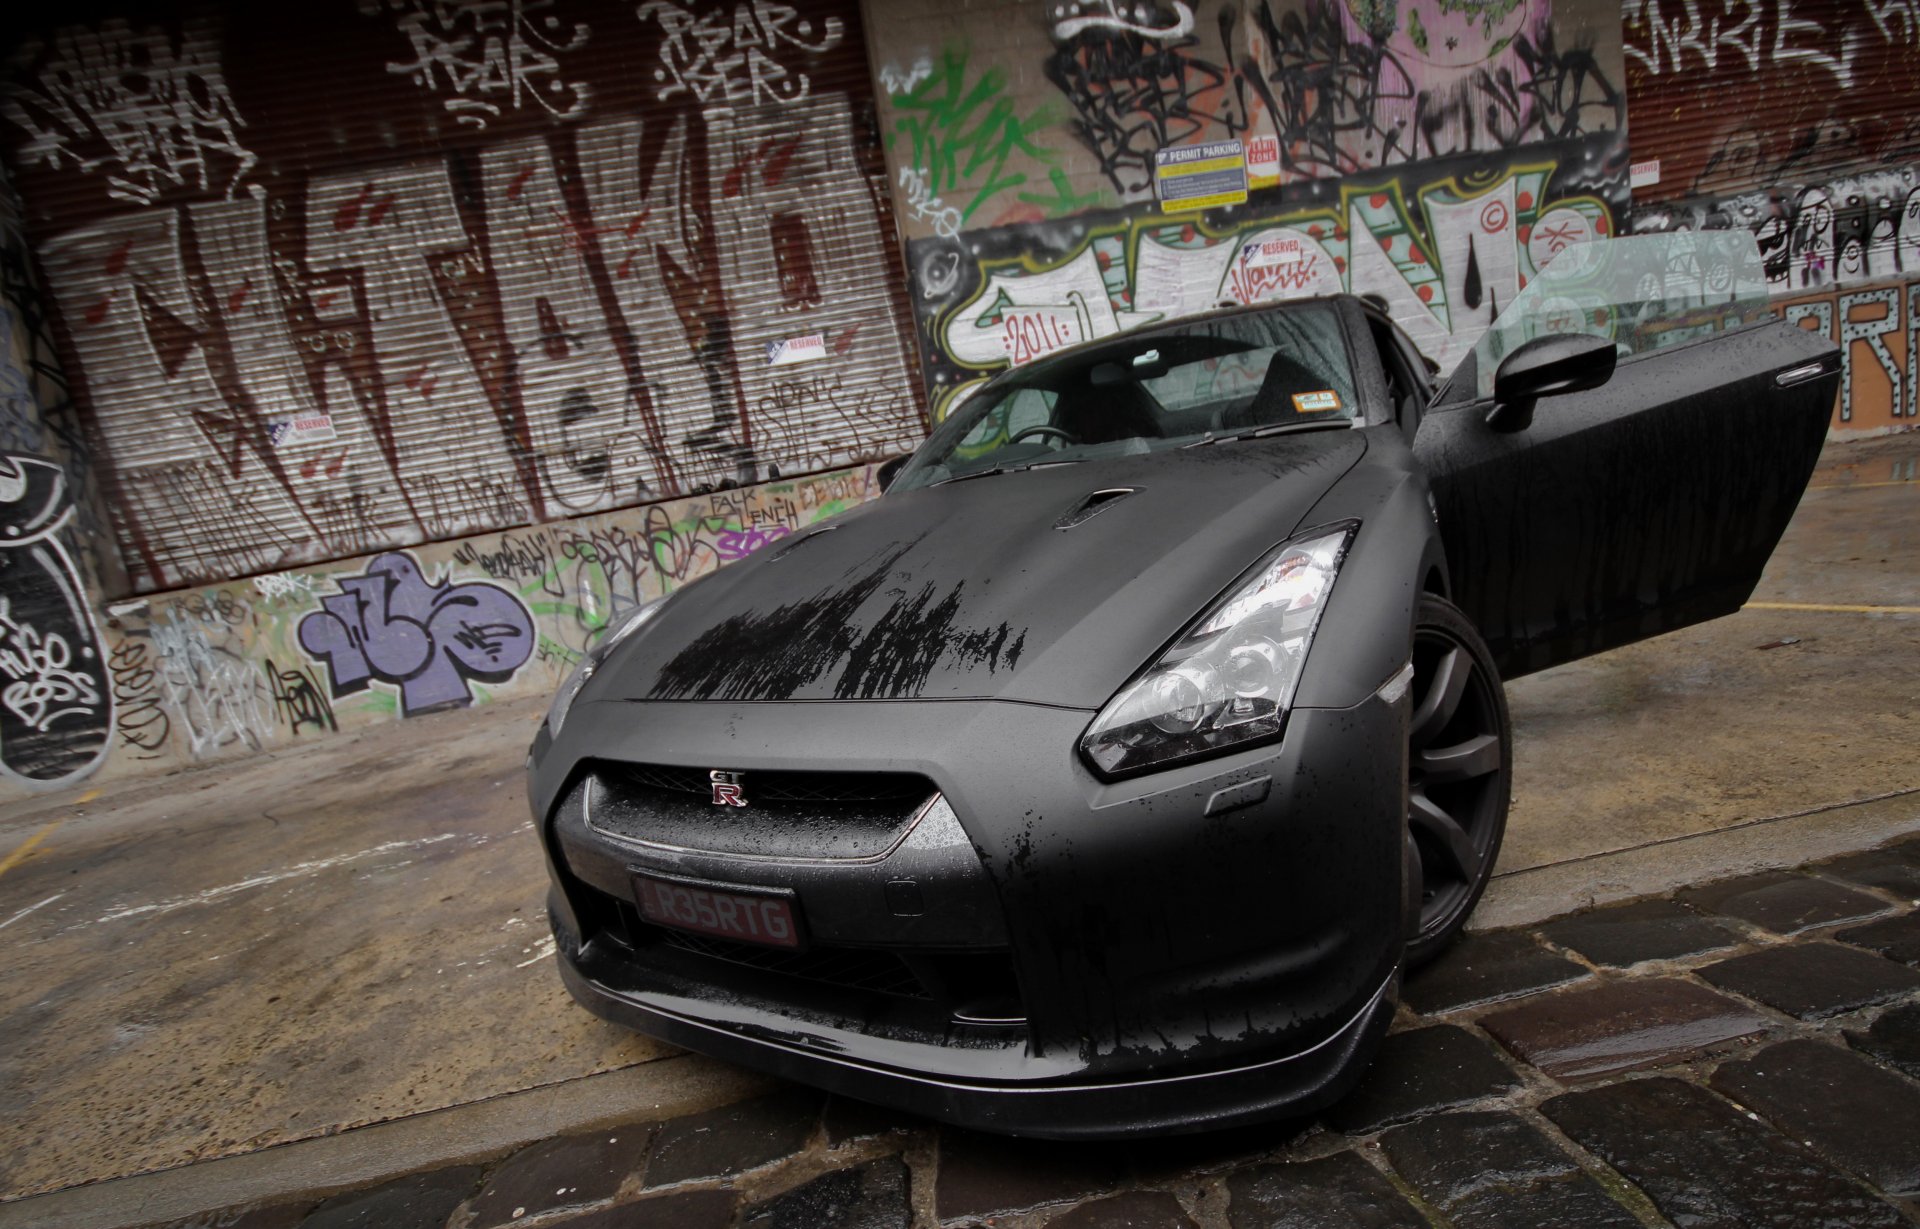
[1440,230,1774,403]
[892,304,1359,490]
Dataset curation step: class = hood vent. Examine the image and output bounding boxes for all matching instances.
[1054,487,1138,530]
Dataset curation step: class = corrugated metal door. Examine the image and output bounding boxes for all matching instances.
[1624,0,1920,277]
[1,0,922,594]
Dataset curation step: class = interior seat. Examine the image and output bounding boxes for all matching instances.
[1221,355,1338,431]
[1053,381,1164,445]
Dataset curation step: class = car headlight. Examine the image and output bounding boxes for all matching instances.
[544,600,664,736]
[1080,523,1355,777]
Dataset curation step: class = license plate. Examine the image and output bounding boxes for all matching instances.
[634,874,802,949]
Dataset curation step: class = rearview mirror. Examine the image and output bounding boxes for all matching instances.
[1487,333,1617,433]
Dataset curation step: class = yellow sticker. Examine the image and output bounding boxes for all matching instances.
[1292,390,1342,413]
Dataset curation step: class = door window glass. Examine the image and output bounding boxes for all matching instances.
[1439,231,1773,404]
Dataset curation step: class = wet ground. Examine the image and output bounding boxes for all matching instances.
[0,431,1915,1222]
[18,837,1920,1229]
[0,700,675,1201]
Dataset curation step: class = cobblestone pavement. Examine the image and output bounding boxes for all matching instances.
[122,834,1920,1229]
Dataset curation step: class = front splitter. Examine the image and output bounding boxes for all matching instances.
[557,950,1398,1139]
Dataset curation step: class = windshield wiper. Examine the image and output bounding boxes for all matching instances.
[930,462,1037,486]
[1183,420,1351,448]
[930,459,1082,486]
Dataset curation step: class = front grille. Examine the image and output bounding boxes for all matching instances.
[587,760,938,860]
[613,763,934,805]
[655,928,931,999]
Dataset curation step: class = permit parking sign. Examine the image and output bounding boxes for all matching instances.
[1155,140,1249,214]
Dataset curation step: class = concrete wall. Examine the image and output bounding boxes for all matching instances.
[87,465,878,791]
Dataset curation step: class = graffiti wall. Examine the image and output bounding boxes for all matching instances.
[1622,0,1920,438]
[865,0,1628,409]
[0,2,922,596]
[89,464,878,783]
[1623,0,1920,205]
[1775,278,1918,435]
[918,137,1622,403]
[1633,164,1920,295]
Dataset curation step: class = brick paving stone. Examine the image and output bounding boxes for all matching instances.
[141,1204,308,1229]
[1815,849,1920,901]
[1475,977,1768,1079]
[1697,942,1920,1019]
[641,1088,820,1188]
[1440,1179,1641,1229]
[1378,1110,1639,1229]
[1322,1024,1521,1135]
[742,1157,909,1229]
[1541,1077,1909,1229]
[464,1127,653,1226]
[1846,1001,1920,1078]
[934,1131,1125,1223]
[1402,932,1587,1014]
[1712,1038,1920,1196]
[1836,910,1920,966]
[548,1188,735,1228]
[298,1166,483,1229]
[1047,1191,1198,1229]
[1537,898,1738,967]
[1224,1151,1425,1229]
[1678,871,1891,935]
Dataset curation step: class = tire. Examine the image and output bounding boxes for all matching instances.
[1403,594,1512,967]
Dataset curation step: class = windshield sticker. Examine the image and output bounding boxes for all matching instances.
[1292,390,1342,413]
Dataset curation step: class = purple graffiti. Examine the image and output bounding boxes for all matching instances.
[297,552,534,716]
[715,524,792,560]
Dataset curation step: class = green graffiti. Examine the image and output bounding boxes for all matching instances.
[889,44,1064,224]
[1407,8,1430,52]
[1016,166,1110,217]
[1431,0,1526,39]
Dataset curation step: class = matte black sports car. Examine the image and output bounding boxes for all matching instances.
[527,234,1838,1137]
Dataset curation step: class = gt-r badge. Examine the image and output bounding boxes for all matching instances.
[710,770,748,807]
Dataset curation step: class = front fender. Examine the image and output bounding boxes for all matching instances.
[1289,426,1446,711]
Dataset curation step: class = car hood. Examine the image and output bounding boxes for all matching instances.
[592,430,1369,709]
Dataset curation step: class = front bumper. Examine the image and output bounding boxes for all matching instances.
[532,683,1409,1136]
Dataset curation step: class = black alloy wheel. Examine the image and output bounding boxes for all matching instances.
[1404,595,1511,966]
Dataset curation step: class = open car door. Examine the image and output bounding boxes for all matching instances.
[1413,231,1841,679]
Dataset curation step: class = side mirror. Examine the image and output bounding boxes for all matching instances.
[875,453,913,492]
[1487,333,1617,433]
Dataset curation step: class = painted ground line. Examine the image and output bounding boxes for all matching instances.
[0,820,61,880]
[1806,479,1918,491]
[0,893,66,932]
[1745,601,1920,615]
[91,833,464,925]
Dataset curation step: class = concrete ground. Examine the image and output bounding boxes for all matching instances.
[0,431,1915,1223]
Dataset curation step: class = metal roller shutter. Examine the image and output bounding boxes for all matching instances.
[1,0,923,595]
[1623,0,1920,277]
